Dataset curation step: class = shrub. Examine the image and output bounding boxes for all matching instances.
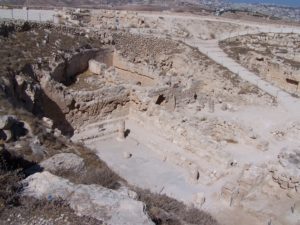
[0,148,24,211]
[135,188,219,225]
[53,143,123,190]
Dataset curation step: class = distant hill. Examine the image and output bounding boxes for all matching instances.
[0,0,212,7]
[0,0,222,11]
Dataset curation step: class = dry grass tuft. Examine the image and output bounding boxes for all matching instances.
[53,142,124,189]
[0,196,102,225]
[135,188,219,225]
[0,148,24,212]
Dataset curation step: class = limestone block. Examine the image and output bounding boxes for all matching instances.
[279,180,289,189]
[89,59,106,75]
[189,167,200,183]
[196,105,202,111]
[40,153,85,174]
[221,103,228,111]
[23,172,154,225]
[54,128,62,137]
[118,186,138,200]
[194,192,206,207]
[221,182,237,201]
[117,120,126,141]
[288,182,297,189]
[208,99,215,113]
[238,166,265,188]
[42,117,54,129]
[291,176,300,184]
[257,140,269,151]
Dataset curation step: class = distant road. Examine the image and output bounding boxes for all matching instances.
[140,11,300,30]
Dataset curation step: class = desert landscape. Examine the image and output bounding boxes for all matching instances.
[0,2,300,225]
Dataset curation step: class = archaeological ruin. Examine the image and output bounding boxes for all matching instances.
[0,5,300,225]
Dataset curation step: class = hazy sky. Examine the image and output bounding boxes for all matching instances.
[230,0,300,7]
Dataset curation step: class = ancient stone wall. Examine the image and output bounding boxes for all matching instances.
[113,51,157,86]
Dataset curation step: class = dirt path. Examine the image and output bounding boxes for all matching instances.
[184,36,300,116]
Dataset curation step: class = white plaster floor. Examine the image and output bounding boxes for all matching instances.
[86,135,205,205]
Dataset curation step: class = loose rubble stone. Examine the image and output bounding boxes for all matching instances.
[23,172,154,225]
[40,153,85,174]
[0,115,15,130]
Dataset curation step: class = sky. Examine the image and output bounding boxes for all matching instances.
[230,0,300,7]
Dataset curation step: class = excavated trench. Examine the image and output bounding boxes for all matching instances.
[43,47,161,136]
[0,22,198,144]
[0,23,198,140]
[1,36,158,137]
[0,26,108,136]
[39,49,134,136]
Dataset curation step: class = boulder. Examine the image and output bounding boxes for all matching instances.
[2,129,12,142]
[0,115,15,130]
[0,116,28,142]
[117,186,138,200]
[40,153,85,174]
[42,117,54,129]
[257,140,269,151]
[29,138,46,158]
[23,172,154,225]
[221,103,228,111]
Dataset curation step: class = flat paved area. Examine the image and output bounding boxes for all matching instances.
[86,133,205,204]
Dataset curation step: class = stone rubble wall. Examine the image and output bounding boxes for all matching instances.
[50,49,99,84]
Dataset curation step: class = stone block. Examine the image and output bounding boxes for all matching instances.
[89,59,107,75]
